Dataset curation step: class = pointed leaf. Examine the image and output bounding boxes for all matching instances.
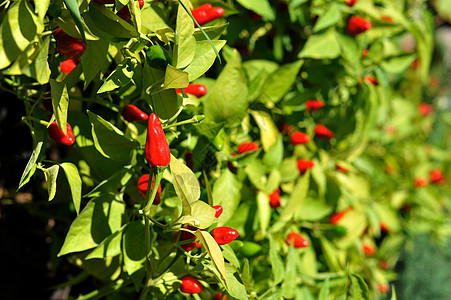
[60,162,82,215]
[50,79,69,134]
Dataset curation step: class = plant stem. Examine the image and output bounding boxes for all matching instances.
[163,115,205,129]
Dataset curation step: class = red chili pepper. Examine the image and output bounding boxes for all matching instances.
[269,188,281,209]
[305,99,324,113]
[430,169,445,184]
[122,104,149,122]
[381,16,393,23]
[279,123,294,135]
[315,124,334,139]
[365,75,379,86]
[290,131,310,145]
[362,49,369,57]
[212,205,223,218]
[297,159,314,175]
[286,232,309,248]
[211,227,239,245]
[175,84,208,98]
[137,174,162,205]
[175,226,199,251]
[380,261,389,269]
[418,102,433,116]
[60,58,79,74]
[363,244,376,256]
[345,0,358,6]
[117,0,144,21]
[377,284,390,293]
[180,276,202,294]
[335,164,349,172]
[184,150,194,171]
[48,121,75,145]
[214,292,227,300]
[347,16,372,37]
[54,29,87,59]
[414,177,428,187]
[191,3,225,26]
[145,113,171,167]
[330,207,351,224]
[238,141,259,154]
[380,222,389,232]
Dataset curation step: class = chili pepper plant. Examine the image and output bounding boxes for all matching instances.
[1,0,450,299]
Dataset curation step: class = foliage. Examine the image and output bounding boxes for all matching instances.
[1,0,450,299]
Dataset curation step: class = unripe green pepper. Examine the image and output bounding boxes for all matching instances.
[333,225,348,236]
[240,241,262,257]
[146,45,171,70]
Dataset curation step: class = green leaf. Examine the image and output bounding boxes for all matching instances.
[297,198,333,221]
[349,273,370,299]
[25,35,51,84]
[50,79,69,134]
[318,278,330,300]
[268,236,284,285]
[97,57,137,94]
[271,172,310,233]
[173,0,195,68]
[282,245,298,299]
[235,0,275,21]
[123,221,146,278]
[214,169,242,226]
[18,130,45,191]
[144,64,179,120]
[262,135,284,172]
[80,38,110,88]
[183,40,226,82]
[0,0,44,69]
[221,244,241,269]
[42,165,60,201]
[170,154,200,214]
[178,200,216,229]
[64,0,86,41]
[193,24,228,41]
[312,3,341,33]
[259,60,303,104]
[141,5,170,33]
[299,29,340,59]
[58,194,125,256]
[380,54,417,74]
[84,166,133,198]
[195,230,227,287]
[163,65,189,89]
[87,110,139,162]
[86,227,125,259]
[224,265,249,300]
[249,110,280,152]
[88,2,137,38]
[264,169,281,195]
[204,50,248,127]
[256,191,271,236]
[60,162,82,215]
[35,0,51,22]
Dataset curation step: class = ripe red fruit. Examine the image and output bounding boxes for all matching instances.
[122,104,149,122]
[363,244,376,256]
[279,123,294,135]
[347,16,372,37]
[269,188,281,209]
[345,0,358,7]
[185,150,194,171]
[418,102,433,116]
[238,141,259,154]
[290,131,310,145]
[212,205,223,218]
[211,227,239,245]
[175,226,199,251]
[297,159,314,175]
[362,49,369,57]
[380,222,389,232]
[60,58,78,74]
[93,0,115,3]
[305,99,324,113]
[286,232,309,248]
[365,75,379,86]
[145,113,171,167]
[214,292,227,300]
[377,284,390,293]
[336,164,349,172]
[414,177,428,187]
[381,16,393,23]
[191,4,225,26]
[430,169,445,184]
[330,208,351,224]
[315,124,334,139]
[137,174,162,205]
[48,121,75,145]
[54,29,87,59]
[180,276,202,294]
[116,0,144,21]
[175,84,208,98]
